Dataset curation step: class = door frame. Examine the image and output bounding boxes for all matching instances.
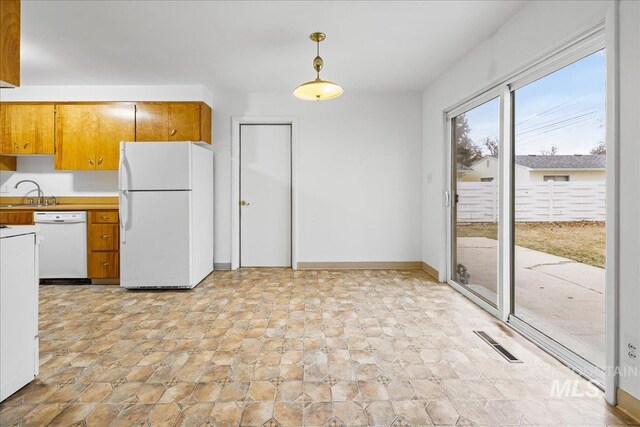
[231,116,299,270]
[442,15,619,401]
[445,88,505,320]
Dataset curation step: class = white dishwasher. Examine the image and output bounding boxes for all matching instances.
[34,211,87,279]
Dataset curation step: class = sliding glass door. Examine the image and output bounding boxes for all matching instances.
[450,97,501,308]
[511,50,606,371]
[447,36,607,384]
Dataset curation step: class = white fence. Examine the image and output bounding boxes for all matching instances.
[457,181,606,222]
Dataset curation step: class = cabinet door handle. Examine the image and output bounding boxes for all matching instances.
[97,158,104,165]
[170,129,177,136]
[100,234,109,240]
[23,142,30,149]
[101,262,110,267]
[88,158,94,165]
[14,144,19,150]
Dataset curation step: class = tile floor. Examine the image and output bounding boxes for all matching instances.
[0,269,636,426]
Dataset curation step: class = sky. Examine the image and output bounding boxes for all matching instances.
[462,49,605,156]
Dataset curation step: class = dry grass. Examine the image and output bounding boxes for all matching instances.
[457,221,605,268]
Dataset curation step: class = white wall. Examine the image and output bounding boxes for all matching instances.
[617,0,640,400]
[0,84,213,197]
[1,86,424,266]
[422,0,640,399]
[0,84,213,105]
[0,157,118,197]
[211,92,423,265]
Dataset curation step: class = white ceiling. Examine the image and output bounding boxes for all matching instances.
[21,1,526,93]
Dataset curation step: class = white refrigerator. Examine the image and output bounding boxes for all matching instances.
[119,141,214,289]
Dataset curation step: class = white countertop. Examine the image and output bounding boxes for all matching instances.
[0,225,38,239]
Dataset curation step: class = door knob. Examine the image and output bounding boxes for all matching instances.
[240,200,250,206]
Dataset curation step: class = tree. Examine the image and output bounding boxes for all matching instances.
[540,145,559,156]
[590,141,606,154]
[483,137,499,157]
[455,114,483,167]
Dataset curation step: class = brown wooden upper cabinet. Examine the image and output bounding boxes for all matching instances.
[135,102,212,144]
[1,104,55,155]
[0,0,20,87]
[0,155,16,171]
[55,104,135,170]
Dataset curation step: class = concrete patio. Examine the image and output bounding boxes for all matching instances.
[457,237,605,367]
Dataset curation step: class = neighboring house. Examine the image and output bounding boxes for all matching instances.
[459,154,606,182]
[456,163,474,181]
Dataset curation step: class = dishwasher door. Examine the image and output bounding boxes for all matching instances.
[34,212,87,279]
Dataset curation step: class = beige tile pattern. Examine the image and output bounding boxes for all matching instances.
[0,269,636,426]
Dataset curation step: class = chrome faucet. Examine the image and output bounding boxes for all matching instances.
[14,180,43,205]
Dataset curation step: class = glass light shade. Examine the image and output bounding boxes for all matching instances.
[293,77,343,101]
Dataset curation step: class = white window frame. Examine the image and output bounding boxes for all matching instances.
[445,90,504,318]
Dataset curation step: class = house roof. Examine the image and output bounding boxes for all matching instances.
[469,156,525,170]
[514,154,606,169]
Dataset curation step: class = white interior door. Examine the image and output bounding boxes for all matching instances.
[240,124,291,267]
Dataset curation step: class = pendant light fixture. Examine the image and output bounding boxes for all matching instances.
[293,32,343,101]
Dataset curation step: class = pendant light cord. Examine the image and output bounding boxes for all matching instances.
[316,40,320,79]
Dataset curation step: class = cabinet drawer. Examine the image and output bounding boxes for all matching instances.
[88,252,119,278]
[0,210,34,225]
[89,224,118,251]
[90,210,118,224]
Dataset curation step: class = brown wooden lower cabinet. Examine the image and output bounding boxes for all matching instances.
[0,210,34,225]
[87,209,119,280]
[88,252,119,279]
[1,207,120,282]
[90,210,119,224]
[89,223,118,251]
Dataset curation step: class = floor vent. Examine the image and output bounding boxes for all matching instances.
[474,330,522,363]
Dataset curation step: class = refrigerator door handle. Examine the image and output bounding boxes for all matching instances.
[119,191,127,244]
[119,142,128,192]
[119,142,128,244]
